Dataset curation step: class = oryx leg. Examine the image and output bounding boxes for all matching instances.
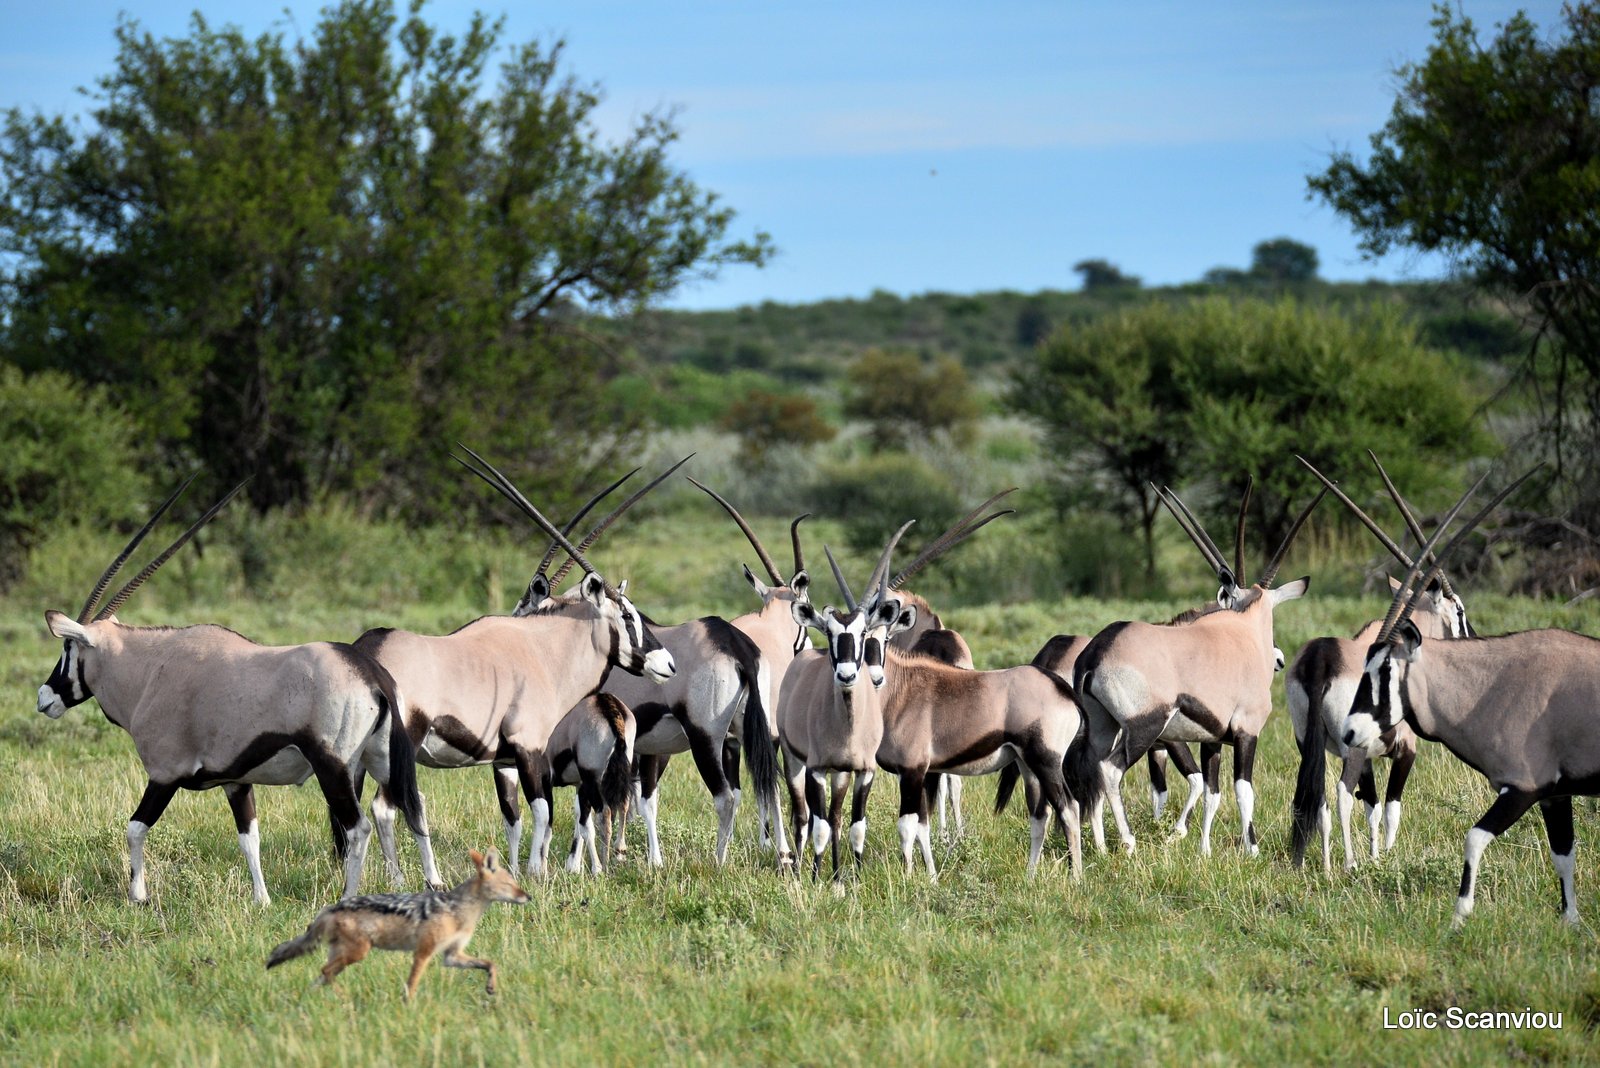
[224,784,271,906]
[935,773,965,840]
[804,770,830,881]
[1198,742,1223,858]
[1147,748,1169,821]
[1455,787,1539,926]
[685,725,739,866]
[1537,795,1581,926]
[126,781,179,904]
[850,770,876,869]
[1038,757,1083,880]
[782,746,810,867]
[722,737,752,844]
[897,770,936,880]
[310,759,371,897]
[576,777,606,875]
[363,719,442,890]
[636,754,666,867]
[1164,743,1204,839]
[827,772,850,880]
[494,766,524,872]
[1358,760,1381,860]
[1232,733,1259,857]
[511,746,552,877]
[1336,753,1366,870]
[1101,717,1166,855]
[1078,698,1120,853]
[1383,740,1417,852]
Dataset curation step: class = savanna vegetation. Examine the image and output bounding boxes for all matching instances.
[3,1,1600,1065]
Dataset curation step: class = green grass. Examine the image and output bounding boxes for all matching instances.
[2,521,1599,1065]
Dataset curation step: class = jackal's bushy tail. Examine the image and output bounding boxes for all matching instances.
[266,925,322,970]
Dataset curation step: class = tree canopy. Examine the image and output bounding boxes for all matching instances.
[1308,2,1600,514]
[0,1,769,517]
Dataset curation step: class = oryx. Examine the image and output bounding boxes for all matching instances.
[354,449,676,880]
[1074,479,1321,856]
[550,693,635,875]
[1288,452,1476,870]
[38,480,428,904]
[1319,465,1580,925]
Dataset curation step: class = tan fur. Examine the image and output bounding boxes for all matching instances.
[268,850,529,999]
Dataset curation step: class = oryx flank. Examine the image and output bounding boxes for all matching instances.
[354,449,675,881]
[1288,452,1475,870]
[1075,479,1320,856]
[38,479,428,904]
[1321,464,1580,925]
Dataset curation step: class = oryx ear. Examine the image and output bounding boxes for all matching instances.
[1273,646,1285,673]
[1387,575,1403,593]
[872,596,907,632]
[1393,618,1423,661]
[791,600,825,630]
[741,564,769,598]
[889,604,918,637]
[789,570,811,603]
[580,571,607,608]
[617,578,628,596]
[45,610,94,647]
[1268,576,1310,605]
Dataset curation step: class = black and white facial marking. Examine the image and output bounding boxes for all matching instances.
[793,597,902,691]
[1443,591,1473,638]
[1343,624,1419,755]
[863,631,886,689]
[38,637,92,718]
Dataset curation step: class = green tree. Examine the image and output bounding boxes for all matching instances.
[721,390,835,470]
[1072,258,1141,292]
[1307,2,1599,507]
[1250,237,1319,284]
[844,349,980,450]
[1012,298,1491,580]
[0,366,149,588]
[0,2,770,517]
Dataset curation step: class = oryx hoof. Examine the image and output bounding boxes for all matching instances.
[1120,838,1137,856]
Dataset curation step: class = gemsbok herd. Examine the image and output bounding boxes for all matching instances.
[35,447,1599,938]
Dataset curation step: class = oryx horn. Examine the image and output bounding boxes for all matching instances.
[824,545,857,612]
[1233,475,1254,586]
[94,479,250,622]
[454,445,605,586]
[686,477,787,586]
[868,520,916,607]
[1153,484,1229,581]
[532,467,640,581]
[548,455,694,588]
[888,488,1017,590]
[78,474,198,623]
[1372,468,1493,642]
[1385,465,1541,639]
[1367,449,1457,599]
[790,513,809,577]
[1257,486,1327,588]
[1296,455,1418,572]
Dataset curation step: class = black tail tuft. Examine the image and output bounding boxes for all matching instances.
[1289,655,1329,868]
[993,762,1021,815]
[374,664,429,839]
[596,694,634,813]
[1063,709,1103,814]
[735,640,780,834]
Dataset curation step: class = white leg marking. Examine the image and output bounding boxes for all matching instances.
[1455,826,1494,925]
[1234,779,1258,857]
[714,790,737,866]
[341,814,373,898]
[848,819,867,857]
[127,820,151,903]
[1319,802,1332,873]
[238,819,270,906]
[1090,792,1107,853]
[1199,784,1221,858]
[1103,762,1135,854]
[896,813,920,873]
[1336,778,1356,870]
[371,793,404,887]
[1151,785,1168,823]
[410,794,442,890]
[1027,811,1048,876]
[1171,773,1203,839]
[917,817,936,881]
[504,817,524,873]
[585,811,603,875]
[1552,848,1580,926]
[949,776,964,837]
[810,815,831,858]
[643,792,664,868]
[1383,799,1402,851]
[1366,800,1381,859]
[528,798,550,877]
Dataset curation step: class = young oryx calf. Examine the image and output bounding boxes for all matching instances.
[550,693,636,874]
[267,849,530,999]
[38,479,430,904]
[1318,463,1587,926]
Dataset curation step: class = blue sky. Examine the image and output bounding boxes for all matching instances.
[0,1,1567,309]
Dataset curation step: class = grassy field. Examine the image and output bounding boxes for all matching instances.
[2,516,1598,1066]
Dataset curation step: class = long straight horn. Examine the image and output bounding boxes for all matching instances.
[455,445,600,582]
[549,455,694,588]
[1297,456,1416,571]
[790,514,810,577]
[867,520,916,608]
[824,545,857,611]
[1367,449,1457,599]
[892,510,1014,590]
[93,480,249,622]
[887,488,1017,590]
[1234,475,1253,587]
[532,468,640,582]
[1374,468,1493,642]
[686,477,783,585]
[1152,484,1227,578]
[78,475,198,623]
[1389,465,1542,636]
[1258,486,1327,588]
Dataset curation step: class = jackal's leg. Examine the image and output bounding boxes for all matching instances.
[1198,742,1223,858]
[1456,787,1538,926]
[320,933,370,987]
[405,936,443,1001]
[224,784,271,905]
[1232,733,1259,857]
[849,770,875,868]
[440,946,499,995]
[685,723,738,866]
[1537,795,1581,926]
[494,767,524,872]
[126,781,178,904]
[1383,742,1416,852]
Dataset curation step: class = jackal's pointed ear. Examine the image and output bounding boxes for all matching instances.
[482,849,501,872]
[45,610,95,647]
[469,848,486,870]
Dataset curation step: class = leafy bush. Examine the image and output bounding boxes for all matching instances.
[721,390,836,470]
[802,453,963,557]
[844,349,980,449]
[0,366,149,590]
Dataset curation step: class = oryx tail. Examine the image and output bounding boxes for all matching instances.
[735,634,780,829]
[595,693,634,814]
[1288,639,1333,865]
[375,659,427,839]
[1062,700,1103,815]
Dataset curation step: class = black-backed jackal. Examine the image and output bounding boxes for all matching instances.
[267,849,530,998]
